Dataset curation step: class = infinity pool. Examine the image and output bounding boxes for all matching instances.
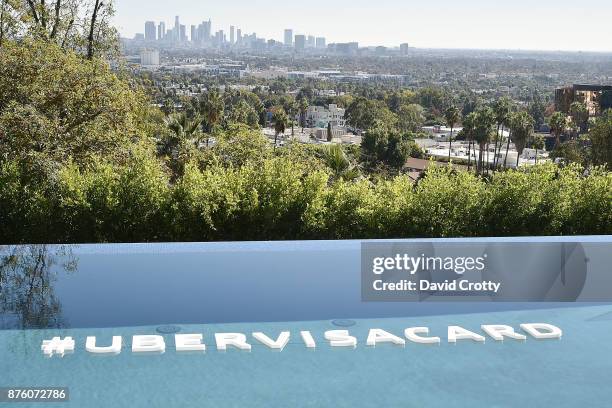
[1,239,611,407]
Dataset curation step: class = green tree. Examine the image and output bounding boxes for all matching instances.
[569,101,589,136]
[322,144,359,181]
[200,90,224,146]
[272,108,288,149]
[398,103,425,134]
[531,134,545,164]
[510,111,535,167]
[3,0,118,59]
[298,98,309,129]
[589,109,612,167]
[492,97,511,170]
[0,40,151,175]
[473,107,495,174]
[549,111,568,150]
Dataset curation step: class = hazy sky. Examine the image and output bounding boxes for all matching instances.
[114,0,612,52]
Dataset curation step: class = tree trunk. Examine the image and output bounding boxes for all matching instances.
[535,149,538,165]
[492,124,501,172]
[467,139,472,171]
[503,131,512,169]
[87,0,102,60]
[448,126,453,162]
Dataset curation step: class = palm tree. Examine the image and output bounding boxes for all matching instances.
[323,144,359,181]
[162,112,203,154]
[473,107,495,175]
[510,111,535,168]
[569,101,589,137]
[444,106,461,162]
[286,99,298,136]
[531,134,545,165]
[272,108,288,149]
[549,111,568,150]
[201,90,224,146]
[462,112,477,171]
[299,98,309,130]
[492,97,511,171]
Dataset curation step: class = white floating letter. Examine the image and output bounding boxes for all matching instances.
[300,331,316,348]
[405,327,441,344]
[86,336,122,354]
[132,335,165,353]
[481,325,526,341]
[175,334,206,352]
[448,326,486,343]
[520,323,562,339]
[215,333,252,351]
[324,330,357,348]
[366,329,406,347]
[252,332,290,350]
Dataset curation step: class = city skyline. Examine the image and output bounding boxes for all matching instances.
[114,0,612,52]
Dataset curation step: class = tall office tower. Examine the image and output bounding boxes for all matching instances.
[203,20,212,42]
[316,37,326,49]
[230,26,235,44]
[191,25,197,43]
[284,29,293,46]
[307,35,315,48]
[400,43,409,55]
[294,34,306,51]
[174,16,180,42]
[180,25,187,43]
[236,28,242,45]
[144,21,156,41]
[158,22,166,41]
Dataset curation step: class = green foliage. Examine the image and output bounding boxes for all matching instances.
[0,40,151,176]
[589,110,612,167]
[1,154,610,244]
[361,127,421,171]
[345,97,397,131]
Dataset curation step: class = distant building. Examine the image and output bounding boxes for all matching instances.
[316,37,326,49]
[230,26,235,44]
[555,84,612,117]
[400,43,409,55]
[284,29,293,46]
[307,35,316,48]
[140,50,160,66]
[174,16,180,42]
[191,25,197,43]
[145,21,156,42]
[236,28,242,45]
[329,42,359,55]
[294,35,306,51]
[180,25,187,43]
[158,22,166,41]
[306,104,346,128]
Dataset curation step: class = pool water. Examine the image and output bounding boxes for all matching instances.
[2,239,611,407]
[2,305,612,407]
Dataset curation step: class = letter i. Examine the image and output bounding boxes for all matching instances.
[300,331,316,348]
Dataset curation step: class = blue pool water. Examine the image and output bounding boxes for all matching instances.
[1,238,611,407]
[2,305,612,407]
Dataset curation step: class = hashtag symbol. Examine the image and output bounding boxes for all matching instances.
[41,337,75,357]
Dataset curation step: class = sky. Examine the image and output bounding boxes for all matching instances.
[113,0,612,52]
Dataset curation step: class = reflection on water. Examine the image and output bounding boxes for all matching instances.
[0,245,77,329]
